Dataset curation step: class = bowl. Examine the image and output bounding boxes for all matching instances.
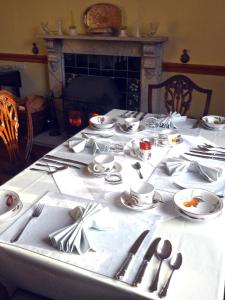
[173,188,223,219]
[89,115,116,129]
[202,115,225,130]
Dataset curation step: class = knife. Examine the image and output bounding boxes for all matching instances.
[184,152,225,161]
[114,230,150,280]
[45,155,88,166]
[132,237,161,287]
[40,158,80,169]
[190,149,225,157]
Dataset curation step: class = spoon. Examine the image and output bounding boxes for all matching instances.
[132,162,143,179]
[149,239,172,292]
[158,252,182,298]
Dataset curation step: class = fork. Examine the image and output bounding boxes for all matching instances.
[204,143,225,151]
[11,204,44,243]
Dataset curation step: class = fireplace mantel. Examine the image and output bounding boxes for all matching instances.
[42,34,168,111]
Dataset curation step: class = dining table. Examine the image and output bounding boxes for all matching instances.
[0,109,225,300]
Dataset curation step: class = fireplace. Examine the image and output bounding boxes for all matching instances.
[63,75,121,134]
[43,34,168,115]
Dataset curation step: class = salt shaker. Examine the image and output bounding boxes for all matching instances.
[138,139,152,161]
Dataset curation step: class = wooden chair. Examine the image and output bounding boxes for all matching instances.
[0,90,33,183]
[148,74,212,116]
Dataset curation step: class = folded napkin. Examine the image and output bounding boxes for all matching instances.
[165,157,223,182]
[159,112,187,129]
[68,138,86,153]
[92,140,124,155]
[49,203,113,254]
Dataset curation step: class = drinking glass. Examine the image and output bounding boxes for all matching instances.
[103,172,124,202]
[149,22,159,36]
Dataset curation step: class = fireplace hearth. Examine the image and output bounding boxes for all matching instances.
[63,76,121,134]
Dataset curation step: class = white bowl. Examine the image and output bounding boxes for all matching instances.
[89,115,116,129]
[174,188,223,218]
[202,115,225,130]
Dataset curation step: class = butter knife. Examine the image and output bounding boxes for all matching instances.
[132,237,161,287]
[184,152,225,161]
[45,155,88,166]
[114,230,149,280]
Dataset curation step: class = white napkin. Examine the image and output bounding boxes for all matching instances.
[68,138,86,153]
[165,157,223,182]
[92,140,124,155]
[159,112,187,129]
[49,203,113,254]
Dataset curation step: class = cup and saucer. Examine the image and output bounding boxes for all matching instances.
[118,117,145,134]
[120,182,163,211]
[87,154,122,177]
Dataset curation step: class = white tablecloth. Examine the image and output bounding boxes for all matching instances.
[0,109,225,300]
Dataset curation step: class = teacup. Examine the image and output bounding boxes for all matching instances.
[130,182,155,205]
[124,117,140,132]
[167,131,181,145]
[93,154,115,173]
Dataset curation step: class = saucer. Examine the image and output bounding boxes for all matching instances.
[89,123,116,131]
[120,191,162,211]
[87,161,122,177]
[117,124,145,134]
[0,189,23,222]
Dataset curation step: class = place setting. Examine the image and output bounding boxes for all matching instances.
[117,117,146,134]
[120,181,164,211]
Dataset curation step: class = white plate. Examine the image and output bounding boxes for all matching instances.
[89,123,115,131]
[120,191,162,211]
[87,161,122,176]
[173,188,223,217]
[117,124,145,134]
[0,189,23,221]
[172,171,225,193]
[177,207,222,222]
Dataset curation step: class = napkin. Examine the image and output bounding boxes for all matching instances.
[159,112,187,129]
[68,138,86,153]
[49,203,113,254]
[165,157,223,182]
[92,140,124,155]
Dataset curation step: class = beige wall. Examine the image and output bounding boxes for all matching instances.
[0,0,224,114]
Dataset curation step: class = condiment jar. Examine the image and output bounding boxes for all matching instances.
[138,139,152,161]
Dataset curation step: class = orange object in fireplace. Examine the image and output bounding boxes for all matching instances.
[68,111,82,127]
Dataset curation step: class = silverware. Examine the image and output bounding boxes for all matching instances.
[184,152,225,161]
[139,112,148,121]
[40,158,80,169]
[190,149,225,157]
[132,237,161,287]
[11,204,44,243]
[192,118,202,129]
[203,143,225,151]
[45,155,88,166]
[114,230,150,280]
[30,165,68,174]
[196,146,225,154]
[81,132,114,138]
[149,240,172,292]
[158,252,182,298]
[132,162,143,179]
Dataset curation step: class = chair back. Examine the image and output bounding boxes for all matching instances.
[0,90,33,168]
[148,74,212,116]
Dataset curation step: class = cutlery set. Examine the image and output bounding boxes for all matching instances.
[119,110,147,121]
[185,143,225,161]
[114,231,182,298]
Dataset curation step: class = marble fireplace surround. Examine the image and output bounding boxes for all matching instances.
[43,35,168,112]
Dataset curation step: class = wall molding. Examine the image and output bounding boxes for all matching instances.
[0,53,225,76]
[0,53,47,64]
[162,62,225,76]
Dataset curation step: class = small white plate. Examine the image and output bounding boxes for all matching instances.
[173,188,223,217]
[117,124,146,134]
[89,123,115,131]
[87,161,122,176]
[0,189,23,221]
[120,191,162,211]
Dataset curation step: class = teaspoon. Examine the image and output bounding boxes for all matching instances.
[158,252,182,298]
[149,239,172,292]
[132,162,143,179]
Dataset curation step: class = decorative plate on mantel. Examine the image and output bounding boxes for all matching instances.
[83,3,122,35]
